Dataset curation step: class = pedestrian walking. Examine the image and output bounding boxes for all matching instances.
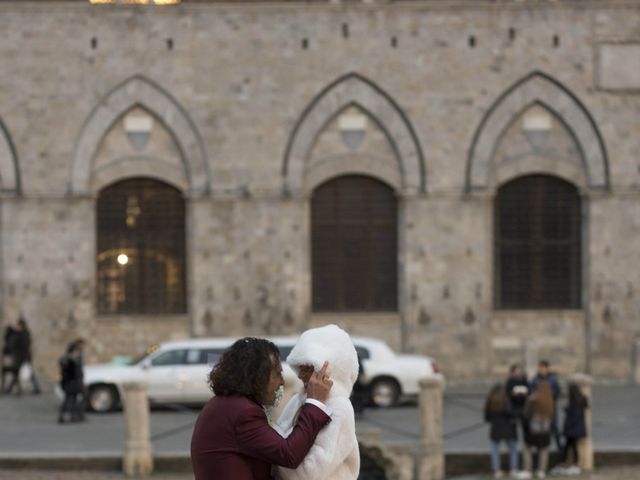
[550,383,588,476]
[517,381,554,479]
[484,383,519,478]
[58,338,86,423]
[530,360,561,450]
[3,317,34,395]
[1,322,17,392]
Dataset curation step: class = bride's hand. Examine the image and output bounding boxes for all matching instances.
[306,361,332,403]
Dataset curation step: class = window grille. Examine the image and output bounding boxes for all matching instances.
[495,175,581,309]
[97,178,186,314]
[311,175,397,312]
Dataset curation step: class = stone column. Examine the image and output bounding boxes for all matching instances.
[568,373,593,472]
[523,340,539,381]
[418,375,445,480]
[122,382,153,477]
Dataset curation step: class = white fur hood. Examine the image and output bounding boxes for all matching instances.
[286,324,358,398]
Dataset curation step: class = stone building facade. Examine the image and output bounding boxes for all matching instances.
[1,0,639,381]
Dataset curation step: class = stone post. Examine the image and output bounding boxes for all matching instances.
[418,375,445,480]
[568,373,593,472]
[122,382,153,477]
[523,340,539,381]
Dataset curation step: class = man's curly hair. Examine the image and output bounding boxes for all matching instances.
[208,337,280,404]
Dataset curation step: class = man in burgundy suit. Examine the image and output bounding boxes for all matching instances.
[191,337,333,480]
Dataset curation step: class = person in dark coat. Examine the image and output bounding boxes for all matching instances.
[58,338,86,423]
[3,318,32,395]
[506,364,529,444]
[506,364,529,414]
[1,323,17,392]
[3,317,40,394]
[554,383,588,475]
[484,383,519,478]
[350,353,369,417]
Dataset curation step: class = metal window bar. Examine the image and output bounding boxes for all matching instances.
[495,175,581,309]
[96,178,186,314]
[311,175,398,312]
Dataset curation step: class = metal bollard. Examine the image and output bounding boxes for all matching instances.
[122,382,153,477]
[418,375,445,480]
[567,373,593,472]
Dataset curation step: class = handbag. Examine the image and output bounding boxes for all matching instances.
[529,414,551,434]
[19,362,32,383]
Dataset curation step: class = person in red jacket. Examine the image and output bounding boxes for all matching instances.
[191,337,333,480]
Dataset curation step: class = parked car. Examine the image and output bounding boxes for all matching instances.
[82,337,238,412]
[82,335,438,412]
[269,335,439,407]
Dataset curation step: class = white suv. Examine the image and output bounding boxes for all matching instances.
[83,335,438,412]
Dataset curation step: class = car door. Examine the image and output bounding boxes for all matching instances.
[143,348,188,403]
[181,348,223,402]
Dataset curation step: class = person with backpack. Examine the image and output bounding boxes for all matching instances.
[517,381,554,479]
[484,383,519,478]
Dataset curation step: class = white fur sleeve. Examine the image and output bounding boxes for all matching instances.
[276,398,356,480]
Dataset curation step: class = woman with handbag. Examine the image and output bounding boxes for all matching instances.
[517,381,555,479]
[484,383,519,478]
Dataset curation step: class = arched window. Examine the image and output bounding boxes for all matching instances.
[495,175,581,309]
[311,175,397,312]
[97,178,186,314]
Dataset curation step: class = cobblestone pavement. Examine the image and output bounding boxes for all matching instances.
[0,466,639,480]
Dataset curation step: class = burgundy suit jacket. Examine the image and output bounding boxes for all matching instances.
[191,394,331,480]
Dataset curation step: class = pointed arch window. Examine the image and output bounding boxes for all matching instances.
[97,178,186,314]
[495,174,581,309]
[311,175,398,312]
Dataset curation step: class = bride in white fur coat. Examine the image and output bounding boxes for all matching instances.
[273,324,360,480]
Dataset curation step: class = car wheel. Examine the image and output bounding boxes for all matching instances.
[88,385,118,412]
[370,378,400,407]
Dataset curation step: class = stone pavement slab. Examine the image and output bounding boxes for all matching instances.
[0,385,638,457]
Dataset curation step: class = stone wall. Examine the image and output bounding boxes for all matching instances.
[0,1,639,381]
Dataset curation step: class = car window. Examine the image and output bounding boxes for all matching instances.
[355,346,371,360]
[185,349,202,365]
[278,345,294,360]
[151,349,187,367]
[201,348,225,365]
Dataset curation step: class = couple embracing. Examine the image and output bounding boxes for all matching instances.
[191,324,360,480]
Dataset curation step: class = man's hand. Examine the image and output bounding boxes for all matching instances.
[306,361,333,403]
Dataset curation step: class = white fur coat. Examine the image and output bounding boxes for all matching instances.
[274,324,360,480]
